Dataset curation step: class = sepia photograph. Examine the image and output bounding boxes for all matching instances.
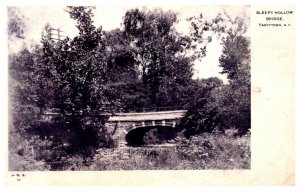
[7,4,251,171]
[3,0,296,187]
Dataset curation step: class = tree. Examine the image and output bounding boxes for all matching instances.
[218,16,250,84]
[219,35,250,81]
[216,16,250,134]
[217,34,250,134]
[9,45,45,134]
[103,29,139,83]
[41,6,115,156]
[123,8,195,107]
[8,43,53,170]
[100,29,144,111]
[210,83,250,134]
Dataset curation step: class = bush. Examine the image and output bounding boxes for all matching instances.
[9,132,51,171]
[178,77,222,137]
[179,77,250,136]
[9,112,115,171]
[176,132,251,169]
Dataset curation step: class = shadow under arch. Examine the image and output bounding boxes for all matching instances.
[125,125,178,147]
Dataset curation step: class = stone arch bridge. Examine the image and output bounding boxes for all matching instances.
[105,110,187,147]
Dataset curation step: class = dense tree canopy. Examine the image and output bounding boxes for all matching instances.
[122,9,195,108]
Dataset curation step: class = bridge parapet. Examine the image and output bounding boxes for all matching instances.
[108,110,187,122]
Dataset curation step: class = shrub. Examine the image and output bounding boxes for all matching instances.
[176,132,250,169]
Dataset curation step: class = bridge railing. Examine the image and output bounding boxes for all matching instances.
[124,106,184,113]
[35,106,186,121]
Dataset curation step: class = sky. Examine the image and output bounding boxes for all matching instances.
[10,5,250,83]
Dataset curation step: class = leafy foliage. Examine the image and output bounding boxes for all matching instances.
[9,6,115,170]
[40,6,117,154]
[180,13,251,135]
[179,77,223,136]
[123,8,195,107]
[85,132,250,170]
[217,16,251,134]
[9,46,43,136]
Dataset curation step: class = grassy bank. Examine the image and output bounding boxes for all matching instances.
[75,132,251,170]
[9,132,250,171]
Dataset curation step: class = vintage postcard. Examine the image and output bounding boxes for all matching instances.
[2,0,296,186]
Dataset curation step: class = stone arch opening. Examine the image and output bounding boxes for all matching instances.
[125,126,177,146]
